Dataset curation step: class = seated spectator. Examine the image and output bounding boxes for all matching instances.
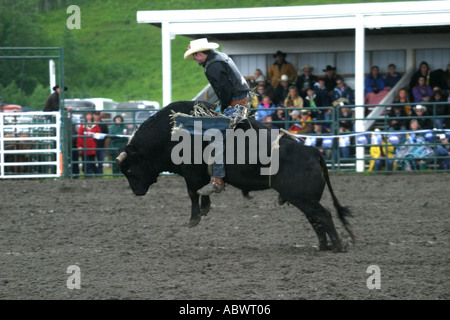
[337,127,352,160]
[412,76,433,103]
[412,105,433,129]
[443,63,450,95]
[368,130,395,172]
[304,88,320,119]
[332,77,355,105]
[251,85,265,108]
[255,94,276,122]
[296,64,318,98]
[322,65,339,94]
[288,109,313,134]
[314,78,331,107]
[384,63,401,91]
[338,106,354,132]
[304,123,332,160]
[271,107,287,129]
[254,75,274,101]
[267,50,297,88]
[284,85,304,110]
[393,87,413,116]
[430,87,448,129]
[388,105,409,131]
[435,133,450,170]
[273,74,291,106]
[396,119,434,171]
[253,68,264,86]
[364,65,387,104]
[409,61,432,94]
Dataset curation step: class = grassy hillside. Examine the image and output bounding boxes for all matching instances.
[38,0,412,106]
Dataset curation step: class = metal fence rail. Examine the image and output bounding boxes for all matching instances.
[0,112,61,178]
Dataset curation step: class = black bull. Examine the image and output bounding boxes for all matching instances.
[116,101,354,252]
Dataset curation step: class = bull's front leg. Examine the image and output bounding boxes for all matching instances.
[187,188,202,228]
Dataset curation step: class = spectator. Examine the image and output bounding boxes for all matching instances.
[304,88,320,119]
[271,107,287,129]
[314,78,331,107]
[284,85,304,110]
[409,61,432,92]
[365,65,385,95]
[255,94,276,123]
[364,65,386,104]
[43,85,67,111]
[77,112,101,176]
[384,63,401,91]
[412,76,433,103]
[304,123,332,160]
[93,111,109,175]
[435,133,450,170]
[251,85,265,109]
[430,87,448,129]
[393,88,413,116]
[337,127,352,160]
[322,65,339,94]
[288,109,313,134]
[332,77,354,105]
[273,74,291,106]
[254,75,274,101]
[267,50,297,88]
[109,115,129,175]
[387,105,409,131]
[252,68,264,88]
[412,105,433,129]
[396,119,434,171]
[338,105,354,132]
[368,130,395,172]
[296,64,318,98]
[443,63,450,95]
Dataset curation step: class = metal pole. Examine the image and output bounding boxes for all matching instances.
[354,14,365,173]
[161,21,172,107]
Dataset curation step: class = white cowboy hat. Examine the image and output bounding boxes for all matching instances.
[279,74,289,82]
[183,38,219,60]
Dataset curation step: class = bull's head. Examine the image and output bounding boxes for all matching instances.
[116,145,159,196]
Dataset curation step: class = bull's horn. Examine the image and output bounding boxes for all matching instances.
[116,151,127,164]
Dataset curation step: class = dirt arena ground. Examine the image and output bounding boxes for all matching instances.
[0,173,448,300]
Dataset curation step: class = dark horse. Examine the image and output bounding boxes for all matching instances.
[116,101,354,252]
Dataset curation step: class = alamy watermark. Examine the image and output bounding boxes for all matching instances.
[66,5,81,29]
[170,121,280,175]
[366,265,381,289]
[66,265,81,289]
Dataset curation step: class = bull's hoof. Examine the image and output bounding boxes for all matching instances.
[200,206,210,217]
[188,217,201,228]
[319,244,333,251]
[242,191,253,200]
[278,195,286,206]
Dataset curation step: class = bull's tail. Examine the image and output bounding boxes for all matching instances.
[318,152,355,243]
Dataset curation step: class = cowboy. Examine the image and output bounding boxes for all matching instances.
[296,64,318,98]
[43,84,68,111]
[267,50,297,88]
[184,38,250,195]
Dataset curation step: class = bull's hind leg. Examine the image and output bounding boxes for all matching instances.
[200,195,211,216]
[187,189,202,228]
[291,199,343,252]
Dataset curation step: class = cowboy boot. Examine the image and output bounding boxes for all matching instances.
[197,177,225,196]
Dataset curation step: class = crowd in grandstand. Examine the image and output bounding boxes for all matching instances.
[251,51,450,171]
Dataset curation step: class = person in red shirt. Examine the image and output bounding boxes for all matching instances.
[77,112,101,175]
